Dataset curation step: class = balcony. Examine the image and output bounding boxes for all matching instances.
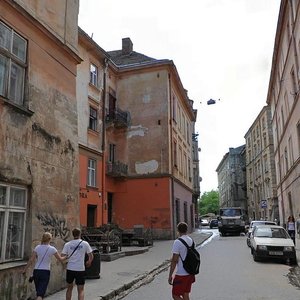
[192,133,199,142]
[106,108,130,128]
[106,161,128,178]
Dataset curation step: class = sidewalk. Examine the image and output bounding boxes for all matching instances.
[45,230,212,300]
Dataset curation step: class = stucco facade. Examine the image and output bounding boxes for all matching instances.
[216,145,247,210]
[77,28,108,227]
[266,0,300,226]
[244,106,278,222]
[105,38,198,238]
[0,1,80,299]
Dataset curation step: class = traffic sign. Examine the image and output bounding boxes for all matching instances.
[261,200,267,208]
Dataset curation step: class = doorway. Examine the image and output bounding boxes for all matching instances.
[108,192,113,223]
[87,205,97,227]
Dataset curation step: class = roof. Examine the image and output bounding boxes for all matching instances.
[108,50,158,66]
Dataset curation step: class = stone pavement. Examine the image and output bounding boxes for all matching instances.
[45,230,212,300]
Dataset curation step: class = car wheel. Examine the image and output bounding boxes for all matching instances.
[289,257,298,265]
[253,250,259,262]
[246,239,250,247]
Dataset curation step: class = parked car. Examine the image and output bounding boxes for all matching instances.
[249,225,297,265]
[200,219,209,226]
[209,219,218,229]
[246,221,276,247]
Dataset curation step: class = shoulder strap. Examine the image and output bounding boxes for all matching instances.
[178,237,194,249]
[68,240,83,259]
[36,246,50,269]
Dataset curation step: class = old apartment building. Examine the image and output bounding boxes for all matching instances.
[76,35,200,237]
[216,145,247,209]
[0,1,80,299]
[104,38,199,238]
[266,0,300,225]
[77,28,109,227]
[244,106,278,222]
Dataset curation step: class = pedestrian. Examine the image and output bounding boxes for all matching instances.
[168,222,196,300]
[62,228,94,300]
[22,232,65,300]
[287,215,296,244]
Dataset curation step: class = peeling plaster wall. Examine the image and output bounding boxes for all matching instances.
[117,70,170,175]
[135,160,159,174]
[0,2,79,299]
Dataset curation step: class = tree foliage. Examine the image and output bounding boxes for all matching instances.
[199,190,219,215]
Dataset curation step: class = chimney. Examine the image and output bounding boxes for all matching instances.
[122,37,133,55]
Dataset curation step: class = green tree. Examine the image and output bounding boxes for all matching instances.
[199,190,219,215]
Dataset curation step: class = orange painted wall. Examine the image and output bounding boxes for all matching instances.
[107,177,171,230]
[79,152,104,226]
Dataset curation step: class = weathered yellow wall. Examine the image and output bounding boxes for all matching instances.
[0,1,80,299]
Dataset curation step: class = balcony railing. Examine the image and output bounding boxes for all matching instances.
[106,161,128,177]
[106,108,130,128]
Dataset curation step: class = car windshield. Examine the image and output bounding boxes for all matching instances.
[251,221,275,228]
[254,227,288,239]
[220,209,241,217]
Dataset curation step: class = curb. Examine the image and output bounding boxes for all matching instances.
[99,232,213,300]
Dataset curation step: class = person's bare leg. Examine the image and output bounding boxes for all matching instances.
[183,293,190,300]
[172,295,183,300]
[77,284,84,300]
[66,283,74,300]
[37,297,42,300]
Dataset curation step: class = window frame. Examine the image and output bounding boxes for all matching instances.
[0,21,27,107]
[0,183,27,263]
[87,158,96,187]
[89,106,98,131]
[90,63,98,87]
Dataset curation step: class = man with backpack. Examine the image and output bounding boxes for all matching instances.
[168,222,200,300]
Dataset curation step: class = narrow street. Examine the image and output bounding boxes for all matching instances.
[123,229,300,300]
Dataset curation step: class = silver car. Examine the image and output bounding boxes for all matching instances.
[249,225,297,265]
[246,221,276,247]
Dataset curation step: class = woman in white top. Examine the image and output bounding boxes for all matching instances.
[23,232,65,300]
[287,215,296,244]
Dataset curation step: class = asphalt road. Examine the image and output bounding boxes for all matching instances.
[122,229,300,300]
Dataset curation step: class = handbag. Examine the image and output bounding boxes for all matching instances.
[28,246,50,283]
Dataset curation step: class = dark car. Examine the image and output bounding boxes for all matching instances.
[209,219,218,229]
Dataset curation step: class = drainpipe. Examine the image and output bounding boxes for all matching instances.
[101,58,108,225]
[274,109,285,226]
[168,72,176,239]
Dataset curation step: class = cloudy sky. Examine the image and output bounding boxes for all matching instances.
[78,0,281,193]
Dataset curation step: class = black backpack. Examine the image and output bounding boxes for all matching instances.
[178,238,200,275]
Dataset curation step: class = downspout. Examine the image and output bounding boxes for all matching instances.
[101,58,108,225]
[275,109,285,226]
[168,72,176,239]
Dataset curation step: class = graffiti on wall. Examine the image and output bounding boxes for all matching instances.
[36,213,70,241]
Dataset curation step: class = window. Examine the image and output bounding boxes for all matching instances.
[173,141,177,167]
[288,136,294,165]
[172,95,177,121]
[284,147,289,173]
[0,184,27,262]
[89,106,97,131]
[184,202,188,223]
[0,21,27,106]
[90,63,98,86]
[297,122,300,158]
[109,144,116,163]
[87,159,96,187]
